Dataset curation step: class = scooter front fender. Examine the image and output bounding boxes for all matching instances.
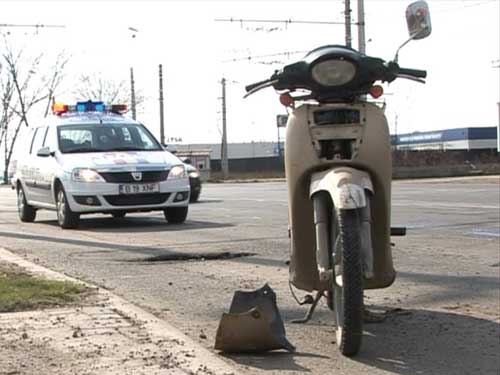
[309,167,373,208]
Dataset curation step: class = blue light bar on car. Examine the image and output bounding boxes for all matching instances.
[76,101,105,112]
[52,101,127,115]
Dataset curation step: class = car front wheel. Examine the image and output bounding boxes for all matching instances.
[164,206,188,224]
[56,187,80,229]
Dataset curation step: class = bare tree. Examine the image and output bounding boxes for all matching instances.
[0,61,15,156]
[73,73,145,114]
[0,36,69,183]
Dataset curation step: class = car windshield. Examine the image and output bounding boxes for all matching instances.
[57,123,162,153]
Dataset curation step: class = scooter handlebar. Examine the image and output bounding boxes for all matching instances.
[397,67,427,79]
[245,78,273,92]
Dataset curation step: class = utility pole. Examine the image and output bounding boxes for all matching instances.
[159,64,165,145]
[357,0,366,53]
[128,26,138,121]
[130,67,136,120]
[221,78,229,178]
[344,0,352,47]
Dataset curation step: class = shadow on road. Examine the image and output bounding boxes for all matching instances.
[222,308,499,374]
[191,199,224,204]
[35,218,233,233]
[357,308,499,375]
[0,229,229,259]
[222,351,329,372]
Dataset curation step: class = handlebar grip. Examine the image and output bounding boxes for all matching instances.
[245,78,272,92]
[398,67,427,79]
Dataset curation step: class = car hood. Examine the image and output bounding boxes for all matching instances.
[59,151,181,171]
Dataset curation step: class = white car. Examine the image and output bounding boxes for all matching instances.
[13,101,190,229]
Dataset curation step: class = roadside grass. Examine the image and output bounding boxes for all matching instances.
[0,265,88,313]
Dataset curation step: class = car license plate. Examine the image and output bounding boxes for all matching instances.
[119,183,160,194]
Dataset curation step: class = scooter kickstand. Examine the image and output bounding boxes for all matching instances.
[291,290,325,324]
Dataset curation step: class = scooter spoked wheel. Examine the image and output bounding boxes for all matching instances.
[332,208,363,356]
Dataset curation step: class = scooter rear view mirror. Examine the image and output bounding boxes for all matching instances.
[406,0,432,40]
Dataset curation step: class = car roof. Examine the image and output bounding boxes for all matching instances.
[43,112,142,127]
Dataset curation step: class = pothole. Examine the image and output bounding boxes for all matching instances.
[133,251,255,263]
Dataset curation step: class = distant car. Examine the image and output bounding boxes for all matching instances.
[184,162,202,202]
[159,147,202,203]
[13,100,190,229]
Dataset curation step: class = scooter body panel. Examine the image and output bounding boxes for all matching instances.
[286,102,395,292]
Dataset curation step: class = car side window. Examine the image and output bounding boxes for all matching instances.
[30,127,47,155]
[137,127,156,150]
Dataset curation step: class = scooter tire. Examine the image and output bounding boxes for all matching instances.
[333,208,363,356]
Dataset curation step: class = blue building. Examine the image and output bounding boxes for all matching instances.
[392,127,498,151]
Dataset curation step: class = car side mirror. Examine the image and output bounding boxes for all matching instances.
[406,1,432,40]
[37,146,53,157]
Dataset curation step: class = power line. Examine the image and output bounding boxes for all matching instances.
[215,18,353,26]
[433,0,497,13]
[221,50,307,63]
[0,23,65,29]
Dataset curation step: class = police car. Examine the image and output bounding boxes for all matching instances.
[13,101,190,229]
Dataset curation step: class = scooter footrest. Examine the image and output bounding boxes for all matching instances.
[391,227,406,236]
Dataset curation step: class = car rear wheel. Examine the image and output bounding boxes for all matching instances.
[56,187,80,229]
[17,185,36,222]
[164,206,188,224]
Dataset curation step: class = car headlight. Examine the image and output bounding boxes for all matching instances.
[168,165,187,180]
[311,59,356,86]
[72,168,104,182]
[188,171,200,178]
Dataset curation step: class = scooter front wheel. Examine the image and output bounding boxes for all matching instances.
[332,208,363,356]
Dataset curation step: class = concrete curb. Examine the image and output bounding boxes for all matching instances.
[0,247,239,375]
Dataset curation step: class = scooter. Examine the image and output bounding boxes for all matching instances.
[244,1,432,356]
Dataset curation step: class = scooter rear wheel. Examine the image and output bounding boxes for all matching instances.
[332,208,363,356]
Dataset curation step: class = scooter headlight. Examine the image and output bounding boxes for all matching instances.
[311,59,356,87]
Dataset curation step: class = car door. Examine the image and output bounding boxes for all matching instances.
[35,126,59,204]
[28,127,50,204]
[21,128,40,201]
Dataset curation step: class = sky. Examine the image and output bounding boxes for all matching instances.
[1,0,499,148]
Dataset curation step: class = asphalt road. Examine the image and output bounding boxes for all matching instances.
[0,177,499,375]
